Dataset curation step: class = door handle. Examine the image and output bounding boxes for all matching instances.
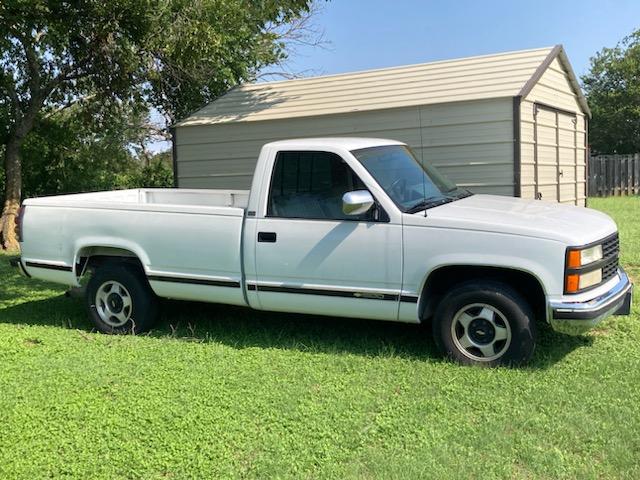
[258,232,277,243]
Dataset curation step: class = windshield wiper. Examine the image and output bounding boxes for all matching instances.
[405,196,454,213]
[445,187,474,198]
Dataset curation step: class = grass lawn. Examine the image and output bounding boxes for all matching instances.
[1,197,639,479]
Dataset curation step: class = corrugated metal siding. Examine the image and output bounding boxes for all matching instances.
[177,47,553,127]
[415,99,514,195]
[177,98,514,194]
[520,57,587,206]
[176,107,422,189]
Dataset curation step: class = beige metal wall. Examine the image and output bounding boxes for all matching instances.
[519,58,587,206]
[175,98,514,195]
[415,98,514,196]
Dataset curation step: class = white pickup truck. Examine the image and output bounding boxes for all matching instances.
[12,138,632,366]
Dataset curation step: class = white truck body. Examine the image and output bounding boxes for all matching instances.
[15,138,632,364]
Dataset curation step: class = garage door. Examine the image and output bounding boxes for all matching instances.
[533,103,580,204]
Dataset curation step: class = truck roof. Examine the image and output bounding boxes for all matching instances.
[264,137,406,151]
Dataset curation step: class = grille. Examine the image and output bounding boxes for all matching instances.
[601,233,619,282]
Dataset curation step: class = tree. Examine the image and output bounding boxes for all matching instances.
[17,103,173,196]
[582,29,640,154]
[0,0,319,250]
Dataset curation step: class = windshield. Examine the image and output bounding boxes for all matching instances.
[351,145,470,212]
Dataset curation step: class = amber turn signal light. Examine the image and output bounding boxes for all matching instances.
[566,250,581,269]
[565,274,580,293]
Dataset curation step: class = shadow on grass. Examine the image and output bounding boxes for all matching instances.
[0,293,592,368]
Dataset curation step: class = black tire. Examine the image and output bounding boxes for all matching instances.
[86,263,159,334]
[432,280,536,367]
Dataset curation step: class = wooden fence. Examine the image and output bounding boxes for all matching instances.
[588,153,640,197]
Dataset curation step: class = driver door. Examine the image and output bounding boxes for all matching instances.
[252,150,403,321]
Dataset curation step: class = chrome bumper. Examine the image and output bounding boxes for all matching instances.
[549,268,633,335]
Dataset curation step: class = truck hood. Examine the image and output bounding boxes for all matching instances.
[407,194,617,245]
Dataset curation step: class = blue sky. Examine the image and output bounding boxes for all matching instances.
[285,0,640,80]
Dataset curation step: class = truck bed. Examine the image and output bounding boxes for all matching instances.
[20,188,249,307]
[24,188,250,214]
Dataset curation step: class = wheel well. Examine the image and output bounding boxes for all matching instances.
[76,246,145,279]
[419,266,546,323]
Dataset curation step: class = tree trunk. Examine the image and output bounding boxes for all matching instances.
[1,139,22,251]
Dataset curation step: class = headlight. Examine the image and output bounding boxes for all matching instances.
[578,269,603,289]
[566,269,603,292]
[580,245,603,265]
[567,244,603,268]
[565,243,606,293]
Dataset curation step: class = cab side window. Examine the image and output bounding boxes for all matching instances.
[267,151,375,221]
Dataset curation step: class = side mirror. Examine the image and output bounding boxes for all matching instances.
[342,190,375,216]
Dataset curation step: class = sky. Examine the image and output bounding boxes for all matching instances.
[283,0,640,81]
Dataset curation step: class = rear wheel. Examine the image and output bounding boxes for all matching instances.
[432,281,536,366]
[86,263,159,334]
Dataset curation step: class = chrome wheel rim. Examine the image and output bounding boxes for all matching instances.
[451,303,512,362]
[95,281,133,327]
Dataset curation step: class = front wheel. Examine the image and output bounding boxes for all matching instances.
[86,263,159,334]
[432,281,536,366]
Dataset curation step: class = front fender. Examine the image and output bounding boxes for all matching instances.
[401,227,566,303]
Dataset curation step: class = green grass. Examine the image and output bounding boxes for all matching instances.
[1,197,639,479]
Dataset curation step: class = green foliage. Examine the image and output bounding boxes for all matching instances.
[145,0,317,121]
[21,113,138,196]
[9,106,172,197]
[0,0,154,134]
[0,0,317,127]
[0,197,639,478]
[583,30,640,154]
[128,153,175,189]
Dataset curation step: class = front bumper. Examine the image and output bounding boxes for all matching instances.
[549,268,633,335]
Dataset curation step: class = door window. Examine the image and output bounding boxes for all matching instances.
[267,151,376,221]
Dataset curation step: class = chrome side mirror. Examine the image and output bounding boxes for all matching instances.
[342,190,375,216]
